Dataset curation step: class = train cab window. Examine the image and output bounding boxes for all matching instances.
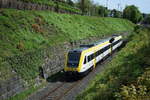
[67,52,81,67]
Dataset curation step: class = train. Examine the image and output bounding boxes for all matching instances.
[64,35,123,76]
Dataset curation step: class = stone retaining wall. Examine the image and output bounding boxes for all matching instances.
[0,75,25,100]
[0,0,80,14]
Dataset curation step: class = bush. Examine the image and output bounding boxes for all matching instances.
[123,5,142,23]
[115,68,150,100]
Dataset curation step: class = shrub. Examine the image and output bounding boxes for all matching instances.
[115,68,150,100]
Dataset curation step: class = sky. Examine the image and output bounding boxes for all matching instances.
[73,0,150,14]
[93,0,150,14]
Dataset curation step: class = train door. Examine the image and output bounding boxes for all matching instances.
[87,53,95,68]
[81,56,88,72]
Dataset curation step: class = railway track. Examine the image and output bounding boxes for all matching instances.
[39,67,90,100]
[40,76,82,100]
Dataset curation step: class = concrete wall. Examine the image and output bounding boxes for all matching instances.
[0,0,80,14]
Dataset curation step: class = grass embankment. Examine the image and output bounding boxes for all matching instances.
[17,0,81,14]
[0,9,134,83]
[77,27,150,100]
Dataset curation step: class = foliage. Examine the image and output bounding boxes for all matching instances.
[88,4,100,16]
[0,9,134,82]
[76,0,109,16]
[66,0,74,6]
[143,14,150,24]
[98,6,108,17]
[111,9,122,18]
[115,68,150,100]
[123,5,142,23]
[17,0,81,14]
[76,0,93,15]
[77,27,150,100]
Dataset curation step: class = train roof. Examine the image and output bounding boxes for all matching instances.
[69,35,121,53]
[69,47,88,53]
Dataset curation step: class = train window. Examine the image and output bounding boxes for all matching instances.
[96,51,99,56]
[90,55,92,60]
[84,56,87,64]
[95,48,105,57]
[91,54,94,59]
[101,44,110,53]
[88,56,91,62]
[87,53,95,62]
[98,49,102,55]
[107,45,110,50]
[112,39,121,46]
[100,49,103,54]
[95,51,97,57]
[103,46,107,51]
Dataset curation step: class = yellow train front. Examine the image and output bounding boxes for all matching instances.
[64,35,123,76]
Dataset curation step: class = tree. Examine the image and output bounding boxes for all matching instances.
[77,0,93,15]
[66,0,74,6]
[89,4,100,16]
[123,5,142,23]
[111,9,122,18]
[98,6,108,17]
[143,14,150,24]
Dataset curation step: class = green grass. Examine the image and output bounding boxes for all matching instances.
[0,8,134,82]
[76,27,150,100]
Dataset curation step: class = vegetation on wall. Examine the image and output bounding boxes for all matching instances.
[77,27,150,100]
[17,0,81,14]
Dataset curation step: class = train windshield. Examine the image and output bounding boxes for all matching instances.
[67,52,81,67]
